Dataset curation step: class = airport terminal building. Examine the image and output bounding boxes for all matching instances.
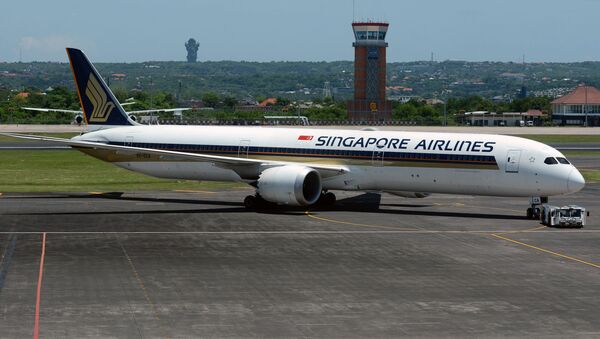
[551,85,600,126]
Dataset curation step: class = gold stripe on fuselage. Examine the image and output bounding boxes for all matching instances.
[76,148,499,170]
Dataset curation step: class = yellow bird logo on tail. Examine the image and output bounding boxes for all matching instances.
[85,74,114,122]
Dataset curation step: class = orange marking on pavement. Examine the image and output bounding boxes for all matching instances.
[33,232,47,339]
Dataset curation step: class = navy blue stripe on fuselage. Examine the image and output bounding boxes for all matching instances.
[108,141,498,167]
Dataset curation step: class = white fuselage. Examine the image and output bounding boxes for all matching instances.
[74,125,585,197]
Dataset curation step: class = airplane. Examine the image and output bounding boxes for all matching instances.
[22,93,190,125]
[1,48,586,217]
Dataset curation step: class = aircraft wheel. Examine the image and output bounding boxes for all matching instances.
[321,192,336,206]
[315,192,336,208]
[244,195,257,209]
[526,207,533,219]
[533,207,541,220]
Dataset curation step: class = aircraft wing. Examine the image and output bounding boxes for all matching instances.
[0,133,347,178]
[21,107,82,114]
[125,108,191,114]
[21,106,188,115]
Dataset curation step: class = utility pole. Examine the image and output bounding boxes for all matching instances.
[585,84,588,127]
[444,101,447,126]
[149,76,154,124]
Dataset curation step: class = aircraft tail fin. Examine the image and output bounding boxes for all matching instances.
[66,48,137,127]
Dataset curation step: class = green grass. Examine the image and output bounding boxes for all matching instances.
[0,133,79,142]
[581,170,600,183]
[0,150,245,192]
[517,135,600,143]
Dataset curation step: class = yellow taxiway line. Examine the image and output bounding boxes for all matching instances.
[304,211,548,234]
[491,233,600,270]
[306,210,600,270]
[304,211,417,231]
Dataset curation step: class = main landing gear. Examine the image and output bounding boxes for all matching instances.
[243,194,267,209]
[243,191,337,210]
[317,191,337,207]
[526,196,548,220]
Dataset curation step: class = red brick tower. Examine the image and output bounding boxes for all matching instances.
[347,22,392,121]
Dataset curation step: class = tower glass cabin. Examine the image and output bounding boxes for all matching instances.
[347,22,392,121]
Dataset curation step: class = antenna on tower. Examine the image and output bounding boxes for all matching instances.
[19,48,22,63]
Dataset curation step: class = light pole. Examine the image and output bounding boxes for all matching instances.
[444,101,447,126]
[584,85,588,127]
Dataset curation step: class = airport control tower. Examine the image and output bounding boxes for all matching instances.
[347,22,392,121]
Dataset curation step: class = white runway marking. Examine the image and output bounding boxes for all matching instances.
[0,230,597,235]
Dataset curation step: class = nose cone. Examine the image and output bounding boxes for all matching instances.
[567,168,585,193]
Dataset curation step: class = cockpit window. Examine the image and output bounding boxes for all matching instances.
[544,157,558,165]
[556,157,570,165]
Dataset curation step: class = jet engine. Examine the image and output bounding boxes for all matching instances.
[257,165,322,206]
[74,114,84,125]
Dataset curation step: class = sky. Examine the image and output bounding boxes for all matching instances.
[1,0,599,63]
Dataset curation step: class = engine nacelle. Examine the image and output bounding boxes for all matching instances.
[257,165,322,206]
[386,191,431,199]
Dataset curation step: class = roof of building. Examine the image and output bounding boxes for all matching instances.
[352,21,389,27]
[259,98,277,107]
[526,109,544,116]
[551,85,600,105]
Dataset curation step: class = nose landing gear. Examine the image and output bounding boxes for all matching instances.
[527,196,548,220]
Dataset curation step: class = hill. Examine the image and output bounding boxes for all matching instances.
[2,60,600,100]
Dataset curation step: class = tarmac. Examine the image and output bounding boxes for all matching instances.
[0,185,599,338]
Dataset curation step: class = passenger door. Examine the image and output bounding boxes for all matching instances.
[372,149,384,167]
[125,136,134,147]
[505,150,521,173]
[238,139,251,158]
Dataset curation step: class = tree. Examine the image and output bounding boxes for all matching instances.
[185,38,200,63]
[275,97,291,106]
[112,87,129,103]
[393,103,418,121]
[223,95,237,109]
[202,92,219,108]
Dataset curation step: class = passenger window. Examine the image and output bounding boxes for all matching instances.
[544,157,558,165]
[556,157,570,165]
